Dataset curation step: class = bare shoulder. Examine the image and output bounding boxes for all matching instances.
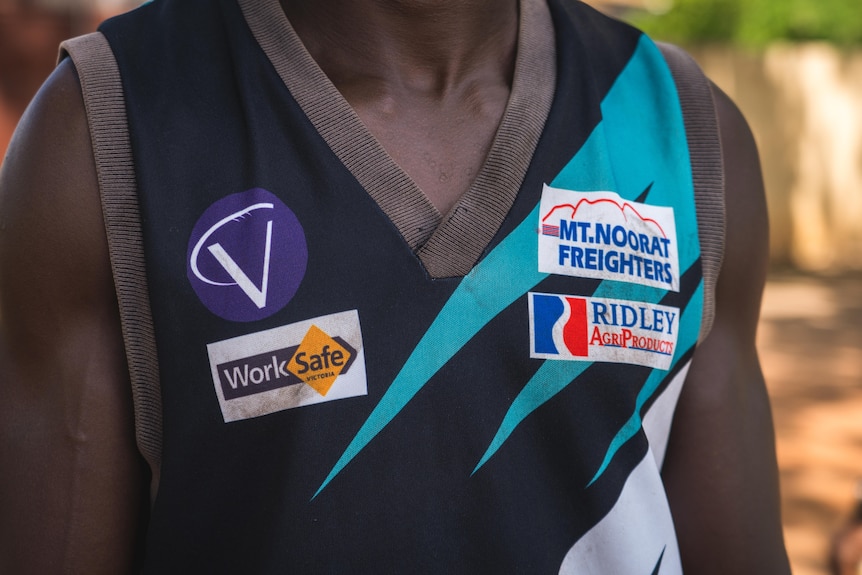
[0,59,108,321]
[660,83,791,573]
[0,59,144,573]
[712,82,770,319]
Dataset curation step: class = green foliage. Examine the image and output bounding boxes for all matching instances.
[628,0,862,46]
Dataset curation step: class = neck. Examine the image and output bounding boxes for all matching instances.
[280,0,519,99]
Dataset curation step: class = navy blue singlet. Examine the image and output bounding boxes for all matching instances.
[71,0,722,571]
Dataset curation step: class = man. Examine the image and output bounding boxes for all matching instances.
[0,0,790,572]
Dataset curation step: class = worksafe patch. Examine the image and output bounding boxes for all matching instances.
[207,310,366,422]
[529,292,679,371]
[538,185,680,291]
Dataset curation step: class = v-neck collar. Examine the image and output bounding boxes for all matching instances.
[238,0,556,278]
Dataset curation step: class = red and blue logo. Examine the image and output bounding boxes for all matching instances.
[529,292,679,370]
[530,293,588,358]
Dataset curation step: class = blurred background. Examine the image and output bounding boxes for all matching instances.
[1,0,860,573]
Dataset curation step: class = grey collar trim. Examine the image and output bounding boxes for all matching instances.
[239,0,557,278]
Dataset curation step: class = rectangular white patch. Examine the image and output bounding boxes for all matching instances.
[207,309,367,423]
[538,185,680,292]
[529,292,679,371]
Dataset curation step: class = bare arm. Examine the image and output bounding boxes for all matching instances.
[662,85,791,573]
[0,59,144,573]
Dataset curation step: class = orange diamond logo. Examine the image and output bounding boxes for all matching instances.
[287,325,351,396]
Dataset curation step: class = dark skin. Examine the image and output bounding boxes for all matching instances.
[281,0,518,215]
[664,83,791,574]
[0,60,142,573]
[0,1,790,572]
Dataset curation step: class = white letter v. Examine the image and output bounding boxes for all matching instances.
[207,220,272,309]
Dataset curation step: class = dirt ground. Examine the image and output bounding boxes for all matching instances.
[758,272,862,575]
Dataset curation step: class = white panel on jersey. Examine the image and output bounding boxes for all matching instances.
[642,361,691,469]
[558,454,683,575]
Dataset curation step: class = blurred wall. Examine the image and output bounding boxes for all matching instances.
[692,45,862,272]
[0,0,135,160]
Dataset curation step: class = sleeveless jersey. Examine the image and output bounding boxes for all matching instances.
[62,0,725,572]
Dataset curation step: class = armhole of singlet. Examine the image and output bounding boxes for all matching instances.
[59,32,163,502]
[657,42,726,343]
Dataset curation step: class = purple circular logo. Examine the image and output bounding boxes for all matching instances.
[187,188,307,322]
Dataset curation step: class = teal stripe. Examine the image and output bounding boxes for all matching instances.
[473,36,700,474]
[600,36,698,271]
[317,34,705,497]
[578,35,702,485]
[587,282,703,486]
[472,268,699,476]
[314,205,548,497]
[552,118,615,192]
[473,360,590,474]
